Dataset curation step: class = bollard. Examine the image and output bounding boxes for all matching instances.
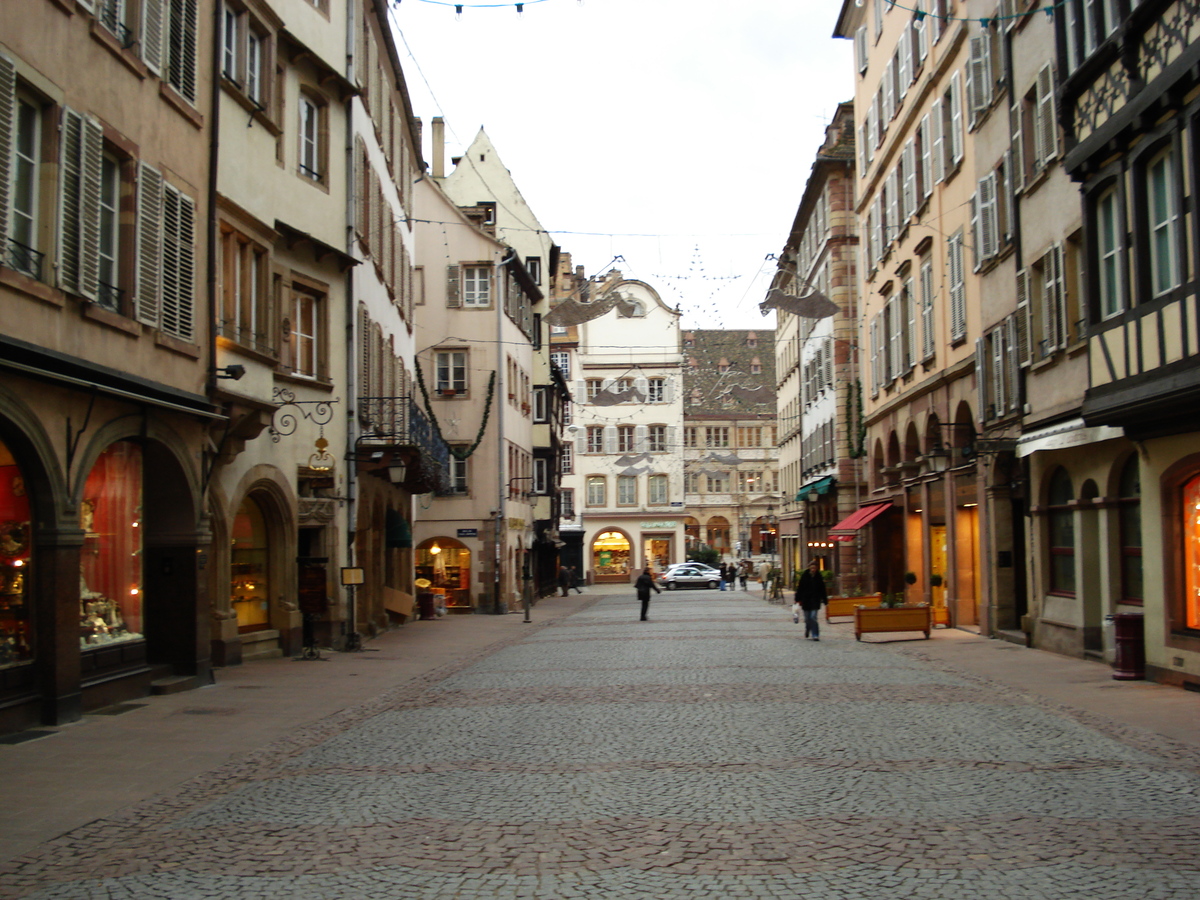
[1108,612,1145,680]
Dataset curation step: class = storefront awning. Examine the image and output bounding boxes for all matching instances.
[795,475,836,502]
[828,501,893,542]
[1014,417,1124,458]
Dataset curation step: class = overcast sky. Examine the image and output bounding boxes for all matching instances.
[390,0,854,331]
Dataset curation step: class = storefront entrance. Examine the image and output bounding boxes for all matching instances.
[592,530,631,583]
[231,497,270,633]
[416,538,472,612]
[643,535,672,574]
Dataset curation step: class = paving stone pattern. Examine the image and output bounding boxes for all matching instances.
[3,592,1200,899]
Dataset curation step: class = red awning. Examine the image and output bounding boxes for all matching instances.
[828,501,893,542]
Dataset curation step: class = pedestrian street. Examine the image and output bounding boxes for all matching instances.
[2,589,1199,899]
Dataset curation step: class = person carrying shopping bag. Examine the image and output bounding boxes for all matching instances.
[795,559,828,640]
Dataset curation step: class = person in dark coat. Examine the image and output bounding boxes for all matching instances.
[558,565,572,597]
[568,566,583,594]
[636,567,660,621]
[795,559,828,640]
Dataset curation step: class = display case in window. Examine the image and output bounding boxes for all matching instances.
[416,541,472,609]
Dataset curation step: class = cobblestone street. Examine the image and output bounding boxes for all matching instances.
[3,590,1200,899]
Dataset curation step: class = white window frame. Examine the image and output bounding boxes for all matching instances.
[462,265,491,307]
[648,474,668,506]
[1147,146,1180,298]
[435,349,468,394]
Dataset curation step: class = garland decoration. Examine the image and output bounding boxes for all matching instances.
[414,362,496,460]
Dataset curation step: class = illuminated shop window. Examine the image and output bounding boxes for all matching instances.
[231,496,269,632]
[79,441,144,649]
[0,439,32,667]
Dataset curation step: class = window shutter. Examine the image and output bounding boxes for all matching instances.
[903,139,917,219]
[171,0,200,103]
[445,264,461,307]
[886,169,898,246]
[919,114,932,201]
[966,37,982,128]
[905,281,917,370]
[1049,242,1067,350]
[869,315,880,397]
[1036,63,1057,166]
[824,337,834,385]
[1009,103,1025,193]
[932,98,946,183]
[899,34,911,98]
[976,337,989,421]
[58,109,85,296]
[949,73,964,166]
[663,375,675,403]
[855,25,868,73]
[0,53,14,248]
[979,172,997,259]
[1015,269,1032,366]
[883,58,895,123]
[969,191,981,270]
[991,328,1006,415]
[634,376,649,399]
[1006,315,1021,412]
[575,379,586,402]
[921,260,935,361]
[135,162,164,327]
[358,306,371,404]
[603,425,617,455]
[160,184,195,341]
[79,116,104,301]
[634,424,648,452]
[142,0,164,76]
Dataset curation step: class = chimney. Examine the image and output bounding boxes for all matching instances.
[432,117,445,178]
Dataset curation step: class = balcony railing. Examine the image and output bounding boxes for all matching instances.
[5,238,43,281]
[358,396,449,493]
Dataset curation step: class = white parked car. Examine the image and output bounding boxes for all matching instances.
[657,565,721,590]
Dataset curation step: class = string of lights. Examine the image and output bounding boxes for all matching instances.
[878,0,1068,24]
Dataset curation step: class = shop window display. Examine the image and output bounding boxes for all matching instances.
[0,441,32,667]
[79,441,144,649]
[1184,473,1200,630]
[231,497,270,632]
[592,531,630,577]
[415,540,471,609]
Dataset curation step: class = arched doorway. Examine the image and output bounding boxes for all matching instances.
[416,538,471,612]
[591,530,631,583]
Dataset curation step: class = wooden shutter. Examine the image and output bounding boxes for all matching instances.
[0,53,16,249]
[160,184,195,341]
[135,162,163,327]
[58,109,84,295]
[1006,315,1021,413]
[445,264,460,307]
[603,425,617,455]
[1010,103,1025,193]
[1015,269,1032,366]
[1035,64,1057,167]
[949,73,964,166]
[60,110,103,300]
[142,0,164,76]
[903,139,917,219]
[634,424,648,453]
[976,337,989,421]
[932,97,946,183]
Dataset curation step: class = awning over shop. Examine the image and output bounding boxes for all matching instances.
[795,475,836,502]
[828,501,893,542]
[1014,417,1124,458]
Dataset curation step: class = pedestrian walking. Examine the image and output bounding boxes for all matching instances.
[795,559,828,640]
[569,566,583,594]
[758,560,771,590]
[557,564,572,598]
[635,567,660,621]
[738,560,749,591]
[719,562,729,591]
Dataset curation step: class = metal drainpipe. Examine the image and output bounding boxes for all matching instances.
[205,0,223,416]
[494,251,510,614]
[343,0,359,646]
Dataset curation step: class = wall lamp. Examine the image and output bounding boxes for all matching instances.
[215,364,246,380]
[388,461,407,484]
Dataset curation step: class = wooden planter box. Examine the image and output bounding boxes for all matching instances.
[826,594,881,622]
[854,604,932,640]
